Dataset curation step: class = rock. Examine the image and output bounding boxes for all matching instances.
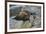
[32,16,41,28]
[21,21,32,28]
[10,6,22,17]
[29,15,34,23]
[9,17,23,29]
[9,5,41,29]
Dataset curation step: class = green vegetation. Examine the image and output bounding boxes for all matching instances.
[21,21,32,28]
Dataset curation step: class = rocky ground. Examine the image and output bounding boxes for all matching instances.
[9,5,41,29]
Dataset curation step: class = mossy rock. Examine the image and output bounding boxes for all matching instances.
[21,21,32,28]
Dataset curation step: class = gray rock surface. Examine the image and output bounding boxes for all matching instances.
[9,5,41,29]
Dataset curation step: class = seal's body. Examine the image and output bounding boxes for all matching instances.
[15,10,30,21]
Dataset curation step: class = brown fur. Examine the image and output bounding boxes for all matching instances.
[15,10,30,21]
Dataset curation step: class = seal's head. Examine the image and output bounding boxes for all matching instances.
[14,10,30,21]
